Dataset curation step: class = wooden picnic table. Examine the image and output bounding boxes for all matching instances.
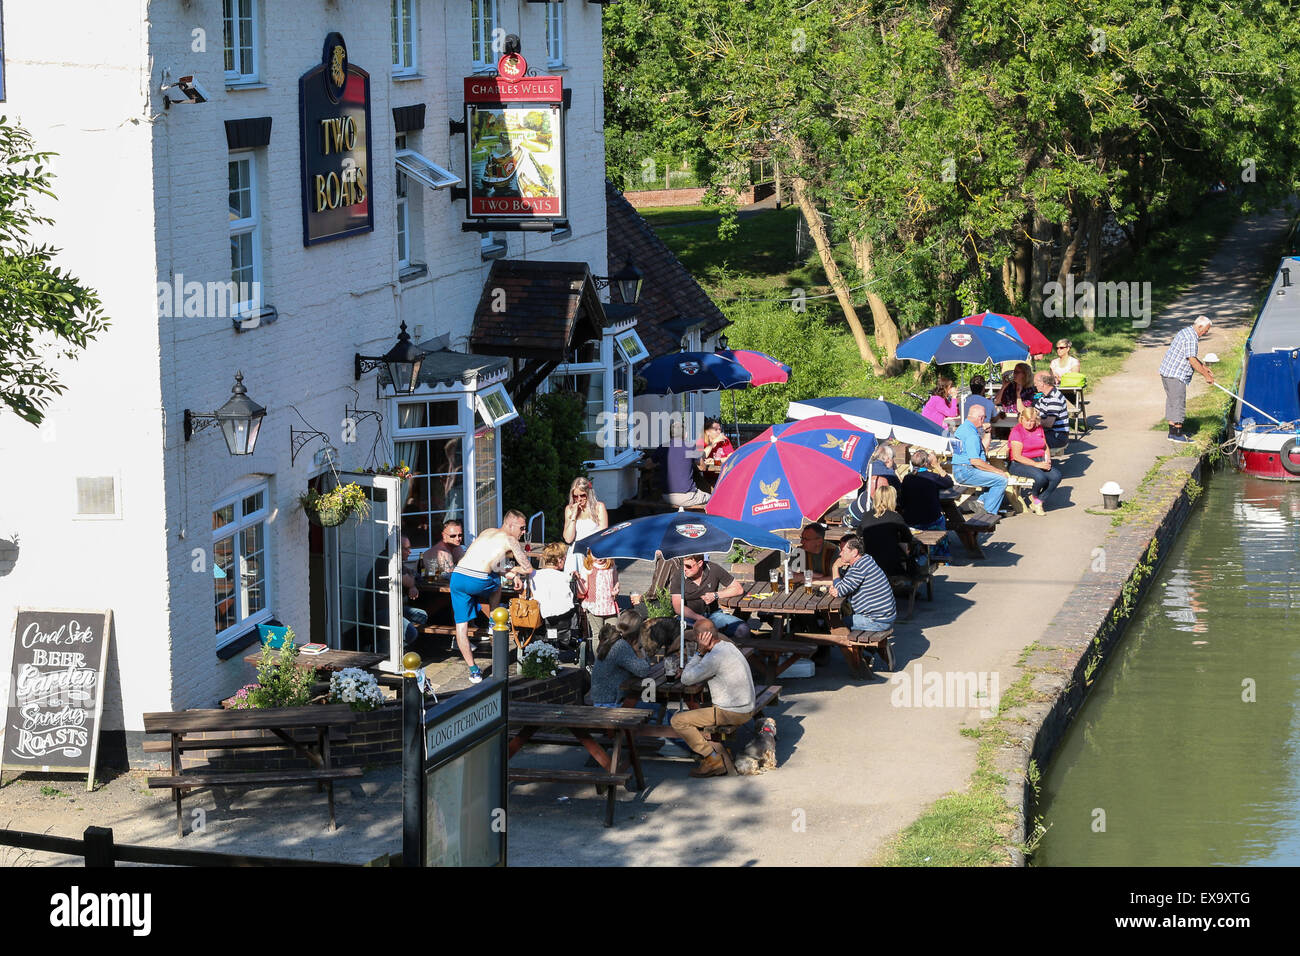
[144,703,362,836]
[242,648,384,673]
[722,579,841,640]
[507,702,649,827]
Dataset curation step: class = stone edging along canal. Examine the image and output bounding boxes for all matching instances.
[996,453,1207,866]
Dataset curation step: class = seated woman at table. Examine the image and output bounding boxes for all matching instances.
[850,485,915,577]
[695,418,735,492]
[589,612,652,707]
[899,449,953,560]
[1050,338,1080,380]
[867,444,902,494]
[995,363,1035,415]
[921,379,960,431]
[1007,407,1062,515]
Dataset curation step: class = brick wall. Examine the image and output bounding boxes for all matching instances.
[624,185,759,209]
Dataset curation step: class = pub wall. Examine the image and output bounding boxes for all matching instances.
[143,0,610,712]
[0,2,172,737]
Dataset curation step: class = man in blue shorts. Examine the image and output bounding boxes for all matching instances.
[449,509,534,683]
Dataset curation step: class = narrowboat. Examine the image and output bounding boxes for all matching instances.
[1233,257,1300,479]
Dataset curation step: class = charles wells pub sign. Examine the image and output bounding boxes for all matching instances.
[300,33,374,245]
[464,52,566,221]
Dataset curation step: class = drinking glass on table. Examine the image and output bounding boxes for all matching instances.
[768,568,780,588]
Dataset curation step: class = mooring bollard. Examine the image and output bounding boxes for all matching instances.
[492,605,510,677]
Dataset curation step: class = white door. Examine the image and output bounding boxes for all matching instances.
[324,473,404,672]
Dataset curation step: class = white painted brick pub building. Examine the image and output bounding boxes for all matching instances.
[0,0,684,763]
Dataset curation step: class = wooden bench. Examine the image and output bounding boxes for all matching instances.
[144,704,361,836]
[939,496,1000,558]
[789,628,893,676]
[508,702,649,827]
[731,636,815,684]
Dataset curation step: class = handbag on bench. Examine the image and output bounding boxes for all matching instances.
[508,580,544,649]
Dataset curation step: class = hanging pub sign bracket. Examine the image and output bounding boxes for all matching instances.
[460,220,564,233]
[449,118,467,136]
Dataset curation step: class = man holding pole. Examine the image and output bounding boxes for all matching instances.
[1158,315,1214,443]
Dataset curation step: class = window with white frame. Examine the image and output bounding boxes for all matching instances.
[544,339,607,463]
[545,2,564,67]
[222,0,258,84]
[228,154,262,315]
[395,135,411,268]
[213,482,271,646]
[471,0,499,70]
[393,399,468,553]
[391,0,416,75]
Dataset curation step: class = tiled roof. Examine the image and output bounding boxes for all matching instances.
[469,259,607,360]
[605,180,729,358]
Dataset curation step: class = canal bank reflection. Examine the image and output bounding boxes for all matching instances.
[1034,472,1300,866]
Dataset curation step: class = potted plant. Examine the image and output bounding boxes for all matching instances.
[224,630,317,709]
[519,641,560,680]
[365,461,415,501]
[300,482,370,527]
[328,667,385,712]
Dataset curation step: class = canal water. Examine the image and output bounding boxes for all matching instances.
[1033,472,1300,866]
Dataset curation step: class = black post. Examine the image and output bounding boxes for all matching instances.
[493,608,509,680]
[401,665,422,867]
[83,826,115,867]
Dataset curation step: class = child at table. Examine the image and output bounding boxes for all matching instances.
[578,553,620,660]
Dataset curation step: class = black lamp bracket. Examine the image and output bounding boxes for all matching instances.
[183,409,218,442]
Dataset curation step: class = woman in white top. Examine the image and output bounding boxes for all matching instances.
[1050,339,1080,380]
[562,476,608,573]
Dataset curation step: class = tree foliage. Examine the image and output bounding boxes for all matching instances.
[604,1,1300,367]
[500,391,594,537]
[0,117,108,424]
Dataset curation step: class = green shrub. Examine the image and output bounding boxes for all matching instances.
[502,391,595,537]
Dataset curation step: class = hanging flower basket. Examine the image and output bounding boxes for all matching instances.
[301,483,371,528]
[365,462,415,502]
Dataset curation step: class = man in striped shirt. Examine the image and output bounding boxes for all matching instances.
[1158,316,1215,443]
[830,535,897,631]
[1033,372,1071,449]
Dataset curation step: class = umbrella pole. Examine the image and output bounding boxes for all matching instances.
[730,391,740,446]
[680,561,687,668]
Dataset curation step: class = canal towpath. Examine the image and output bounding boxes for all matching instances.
[502,204,1296,866]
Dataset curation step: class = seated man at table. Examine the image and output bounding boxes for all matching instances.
[370,536,427,649]
[670,619,756,778]
[450,509,534,684]
[656,420,712,507]
[1033,371,1071,449]
[962,374,997,422]
[950,404,1009,518]
[794,523,839,579]
[829,535,897,632]
[419,519,466,575]
[669,554,752,640]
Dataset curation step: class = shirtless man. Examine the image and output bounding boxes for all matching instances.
[449,509,534,683]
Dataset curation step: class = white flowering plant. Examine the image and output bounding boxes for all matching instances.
[519,641,560,679]
[328,667,385,712]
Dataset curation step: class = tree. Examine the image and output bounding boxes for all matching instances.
[0,117,108,425]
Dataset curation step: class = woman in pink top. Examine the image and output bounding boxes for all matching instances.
[1007,407,1061,514]
[921,378,959,431]
[578,554,620,654]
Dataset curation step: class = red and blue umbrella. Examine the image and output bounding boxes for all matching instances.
[957,311,1052,356]
[785,396,953,452]
[705,415,877,531]
[895,321,1030,365]
[636,351,752,394]
[716,348,791,386]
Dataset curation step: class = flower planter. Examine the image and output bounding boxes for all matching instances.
[305,501,355,527]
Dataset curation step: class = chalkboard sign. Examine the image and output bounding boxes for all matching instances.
[2,608,112,790]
